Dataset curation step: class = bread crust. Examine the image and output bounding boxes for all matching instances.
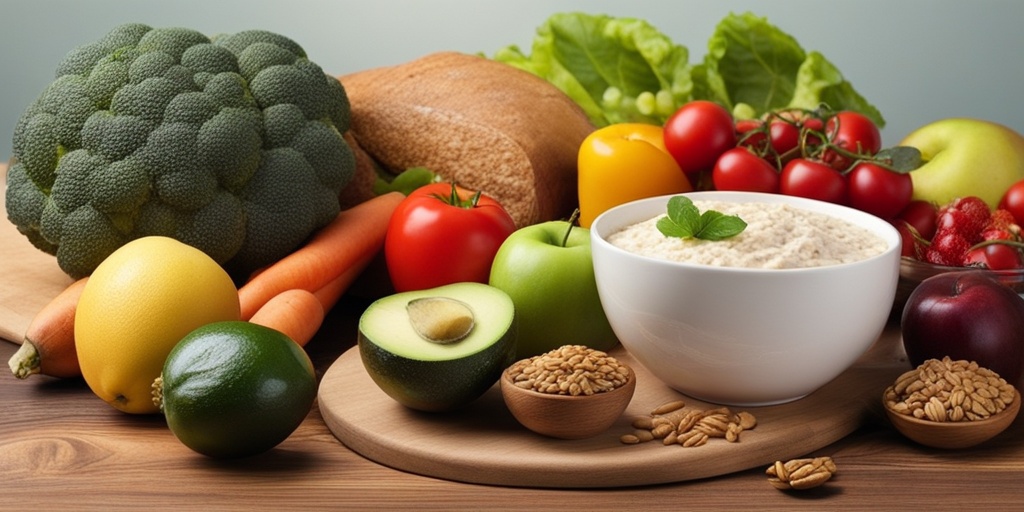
[340,51,595,227]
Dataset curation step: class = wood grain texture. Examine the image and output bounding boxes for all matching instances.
[0,164,74,344]
[5,316,1024,510]
[885,389,1021,449]
[319,329,909,488]
[5,164,1024,508]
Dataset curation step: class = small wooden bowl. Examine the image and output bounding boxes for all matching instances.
[500,366,636,440]
[883,387,1021,449]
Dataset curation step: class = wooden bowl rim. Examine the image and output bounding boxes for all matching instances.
[882,387,1021,430]
[500,365,637,402]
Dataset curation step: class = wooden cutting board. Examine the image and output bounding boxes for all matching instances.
[319,330,911,488]
[0,164,75,344]
[0,163,914,488]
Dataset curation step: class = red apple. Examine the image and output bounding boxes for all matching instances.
[901,271,1024,389]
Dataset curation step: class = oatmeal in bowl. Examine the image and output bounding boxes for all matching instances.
[590,191,901,406]
[607,199,889,270]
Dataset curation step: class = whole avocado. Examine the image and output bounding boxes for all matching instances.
[5,23,355,279]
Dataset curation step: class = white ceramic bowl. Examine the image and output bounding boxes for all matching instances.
[590,191,902,406]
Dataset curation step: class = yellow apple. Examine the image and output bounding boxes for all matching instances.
[901,118,1024,208]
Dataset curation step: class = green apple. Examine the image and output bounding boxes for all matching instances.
[901,118,1024,208]
[488,220,618,359]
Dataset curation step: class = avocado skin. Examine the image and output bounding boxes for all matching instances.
[357,321,517,412]
[160,321,317,458]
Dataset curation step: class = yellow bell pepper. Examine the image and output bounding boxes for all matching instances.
[577,123,692,228]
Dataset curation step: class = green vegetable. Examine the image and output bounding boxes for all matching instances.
[656,196,747,241]
[5,23,355,279]
[358,282,517,412]
[492,13,691,127]
[490,12,884,129]
[697,13,883,126]
[372,166,441,196]
[155,321,317,459]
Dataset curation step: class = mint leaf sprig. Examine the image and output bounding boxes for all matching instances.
[656,196,747,241]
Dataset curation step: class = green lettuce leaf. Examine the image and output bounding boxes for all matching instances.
[492,12,691,127]
[700,12,807,117]
[490,11,885,129]
[788,51,885,127]
[702,13,884,127]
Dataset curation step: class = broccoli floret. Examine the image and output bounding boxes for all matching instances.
[6,23,355,279]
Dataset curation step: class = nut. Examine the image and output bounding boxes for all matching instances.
[766,457,837,490]
[650,400,687,416]
[506,345,630,396]
[621,399,757,448]
[677,430,709,447]
[885,357,1017,423]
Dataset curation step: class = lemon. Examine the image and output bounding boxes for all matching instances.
[75,236,241,414]
[155,321,317,458]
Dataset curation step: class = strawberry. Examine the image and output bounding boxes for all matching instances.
[943,196,991,222]
[982,228,1015,242]
[978,209,1021,242]
[924,230,971,266]
[987,208,1017,231]
[935,196,991,243]
[935,209,983,243]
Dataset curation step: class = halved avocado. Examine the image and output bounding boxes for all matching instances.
[357,282,517,412]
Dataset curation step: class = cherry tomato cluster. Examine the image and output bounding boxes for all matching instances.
[661,101,913,221]
[897,196,1024,270]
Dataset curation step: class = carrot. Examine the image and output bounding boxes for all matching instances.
[312,248,379,314]
[249,248,381,348]
[249,289,325,348]
[238,191,405,320]
[8,277,89,379]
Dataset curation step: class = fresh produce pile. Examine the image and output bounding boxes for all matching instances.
[6,11,1024,461]
[898,196,1023,269]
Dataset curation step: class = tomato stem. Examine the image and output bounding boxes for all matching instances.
[968,238,1024,252]
[430,181,483,209]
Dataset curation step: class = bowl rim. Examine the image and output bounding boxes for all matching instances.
[882,386,1021,429]
[590,191,902,275]
[499,365,637,401]
[900,255,1024,276]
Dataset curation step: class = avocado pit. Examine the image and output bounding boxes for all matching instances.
[407,297,475,344]
[356,282,517,412]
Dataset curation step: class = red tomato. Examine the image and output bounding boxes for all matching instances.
[964,243,1023,270]
[770,109,825,147]
[384,182,517,292]
[802,117,825,147]
[768,120,801,160]
[998,179,1024,226]
[779,158,848,204]
[663,101,737,177]
[897,200,938,241]
[847,162,913,219]
[735,118,767,153]
[711,147,780,193]
[891,220,921,258]
[822,111,882,171]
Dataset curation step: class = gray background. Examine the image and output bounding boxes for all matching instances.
[1,0,1022,162]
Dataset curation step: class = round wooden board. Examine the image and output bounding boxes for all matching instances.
[0,164,75,344]
[318,331,910,488]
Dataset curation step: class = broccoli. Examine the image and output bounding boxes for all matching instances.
[6,23,355,279]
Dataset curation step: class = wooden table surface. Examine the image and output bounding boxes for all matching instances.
[4,298,1024,511]
[3,156,1024,510]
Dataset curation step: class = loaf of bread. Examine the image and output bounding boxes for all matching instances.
[339,51,596,227]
